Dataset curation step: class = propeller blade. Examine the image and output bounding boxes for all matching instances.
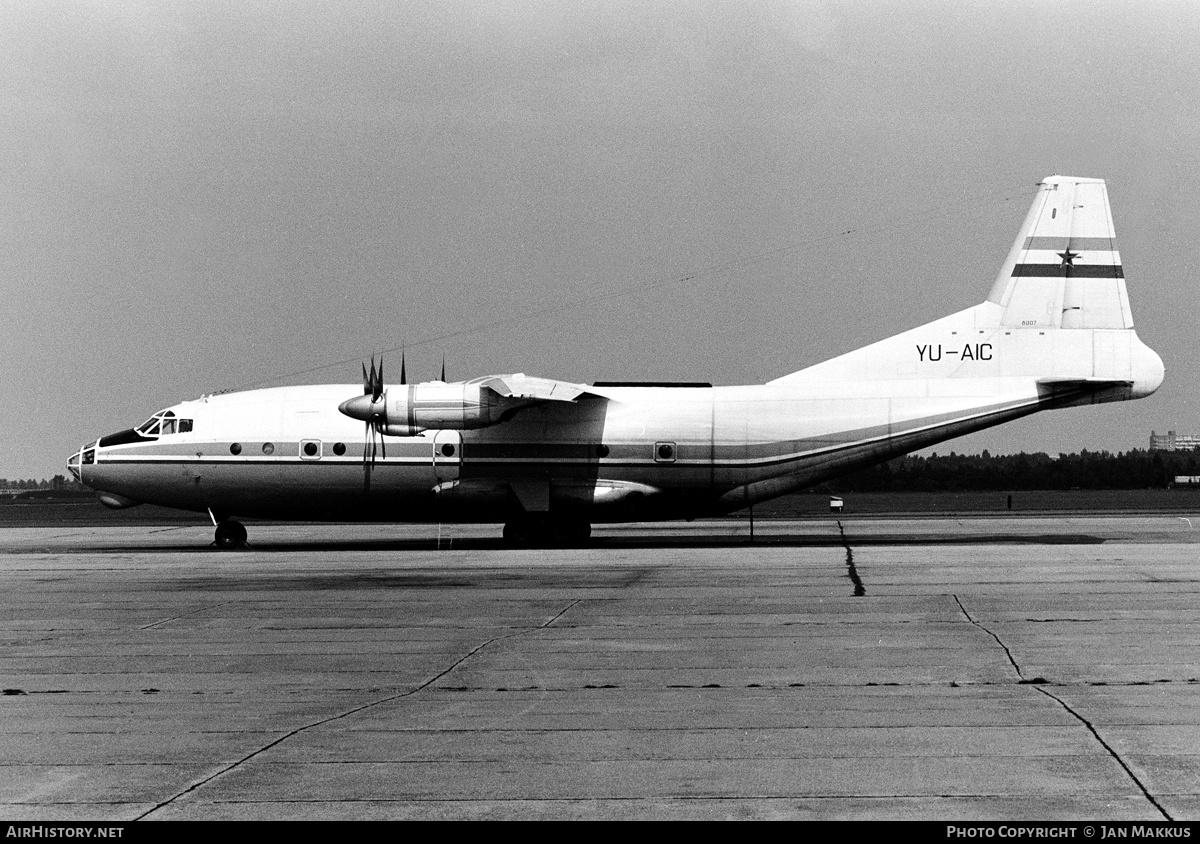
[355,356,389,492]
[440,354,446,382]
[363,420,372,493]
[400,351,407,386]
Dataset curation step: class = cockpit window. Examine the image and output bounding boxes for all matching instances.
[135,410,192,437]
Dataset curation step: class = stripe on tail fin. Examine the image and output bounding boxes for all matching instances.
[987,176,1133,330]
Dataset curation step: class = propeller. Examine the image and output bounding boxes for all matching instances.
[354,355,387,492]
[340,350,412,492]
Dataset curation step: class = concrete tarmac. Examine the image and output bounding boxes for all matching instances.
[2,516,1199,820]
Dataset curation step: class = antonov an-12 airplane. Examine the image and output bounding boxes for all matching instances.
[69,176,1163,548]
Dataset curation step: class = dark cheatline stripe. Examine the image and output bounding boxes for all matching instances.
[1011,264,1124,278]
[1023,236,1115,250]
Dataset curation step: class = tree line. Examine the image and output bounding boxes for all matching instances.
[824,449,1200,492]
[0,476,73,490]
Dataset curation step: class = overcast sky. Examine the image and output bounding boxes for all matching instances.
[3,0,1198,480]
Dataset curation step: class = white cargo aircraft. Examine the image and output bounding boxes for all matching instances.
[69,176,1163,548]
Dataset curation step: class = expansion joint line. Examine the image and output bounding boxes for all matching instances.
[1034,686,1172,821]
[952,594,1023,680]
[135,597,583,820]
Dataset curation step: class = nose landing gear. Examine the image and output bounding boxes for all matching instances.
[213,519,248,550]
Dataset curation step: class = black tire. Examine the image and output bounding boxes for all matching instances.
[502,516,591,548]
[502,519,534,546]
[552,519,591,546]
[214,520,247,550]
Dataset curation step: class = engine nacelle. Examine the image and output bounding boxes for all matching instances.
[388,382,519,432]
[340,383,529,435]
[340,373,588,435]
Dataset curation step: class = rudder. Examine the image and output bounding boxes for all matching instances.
[987,175,1133,330]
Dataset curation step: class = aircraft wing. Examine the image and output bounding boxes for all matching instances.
[470,373,598,403]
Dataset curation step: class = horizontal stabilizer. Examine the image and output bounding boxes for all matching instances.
[1036,377,1133,387]
[1035,377,1134,401]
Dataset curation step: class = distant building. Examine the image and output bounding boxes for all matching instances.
[1151,430,1200,451]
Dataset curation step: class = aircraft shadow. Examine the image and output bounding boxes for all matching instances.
[78,532,1107,554]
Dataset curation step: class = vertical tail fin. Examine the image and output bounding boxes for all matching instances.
[988,175,1132,329]
[771,174,1162,399]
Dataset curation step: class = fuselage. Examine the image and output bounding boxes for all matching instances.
[68,318,1162,524]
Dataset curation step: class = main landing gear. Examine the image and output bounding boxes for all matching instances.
[502,515,591,548]
[213,519,248,550]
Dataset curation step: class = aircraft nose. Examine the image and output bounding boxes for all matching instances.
[67,442,97,485]
[66,448,82,482]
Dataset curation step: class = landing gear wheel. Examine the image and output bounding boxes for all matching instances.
[502,516,591,548]
[552,519,591,546]
[214,519,248,550]
[502,519,534,547]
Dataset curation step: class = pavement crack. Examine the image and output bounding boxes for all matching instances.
[952,594,1023,681]
[835,520,865,596]
[139,602,232,631]
[952,595,1170,820]
[135,597,583,820]
[1034,686,1172,821]
[540,599,582,628]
